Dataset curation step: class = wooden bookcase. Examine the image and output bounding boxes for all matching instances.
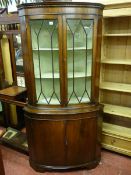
[100,3,131,156]
[18,1,104,171]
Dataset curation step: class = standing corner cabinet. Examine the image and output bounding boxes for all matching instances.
[18,1,104,172]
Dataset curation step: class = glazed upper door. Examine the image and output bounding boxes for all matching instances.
[63,15,95,105]
[29,16,62,105]
[28,15,99,106]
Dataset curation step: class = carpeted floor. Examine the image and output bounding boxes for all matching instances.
[1,145,131,175]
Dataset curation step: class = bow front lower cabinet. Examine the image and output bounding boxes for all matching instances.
[18,2,104,172]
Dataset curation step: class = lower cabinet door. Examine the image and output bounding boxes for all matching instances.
[25,109,102,171]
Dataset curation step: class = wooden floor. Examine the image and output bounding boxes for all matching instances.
[1,145,131,175]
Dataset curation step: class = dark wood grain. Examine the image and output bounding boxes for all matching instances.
[25,104,103,171]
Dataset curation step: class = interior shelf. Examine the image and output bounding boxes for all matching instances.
[100,82,131,93]
[103,103,131,119]
[35,72,91,79]
[68,73,91,78]
[104,33,131,36]
[38,96,90,105]
[102,122,131,139]
[33,48,59,51]
[33,47,92,51]
[69,97,90,104]
[38,98,60,105]
[35,73,60,78]
[101,58,131,65]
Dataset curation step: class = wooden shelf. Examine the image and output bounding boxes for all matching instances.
[0,86,26,97]
[104,33,131,36]
[102,123,131,156]
[101,59,131,65]
[103,104,131,118]
[102,122,131,139]
[100,82,131,93]
[0,86,27,107]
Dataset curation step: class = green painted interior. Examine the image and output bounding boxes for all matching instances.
[30,19,93,105]
[67,19,93,104]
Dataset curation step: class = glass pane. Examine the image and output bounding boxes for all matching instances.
[67,19,93,104]
[13,34,24,73]
[30,19,60,105]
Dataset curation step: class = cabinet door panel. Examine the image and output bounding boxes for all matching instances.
[26,118,66,166]
[65,18,94,104]
[66,116,97,165]
[30,19,61,105]
[26,112,98,167]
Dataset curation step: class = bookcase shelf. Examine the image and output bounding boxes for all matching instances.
[101,58,131,65]
[102,122,131,139]
[100,82,131,93]
[102,122,131,156]
[104,33,131,36]
[100,3,131,157]
[103,103,131,119]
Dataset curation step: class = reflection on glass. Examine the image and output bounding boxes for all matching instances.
[30,19,60,105]
[67,19,93,104]
[13,34,24,73]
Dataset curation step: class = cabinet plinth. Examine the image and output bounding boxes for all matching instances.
[18,1,104,171]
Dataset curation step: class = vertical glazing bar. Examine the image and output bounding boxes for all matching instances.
[72,35,75,92]
[85,31,88,90]
[36,35,43,94]
[51,32,55,92]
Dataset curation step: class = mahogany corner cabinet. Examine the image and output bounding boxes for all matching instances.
[18,1,104,172]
